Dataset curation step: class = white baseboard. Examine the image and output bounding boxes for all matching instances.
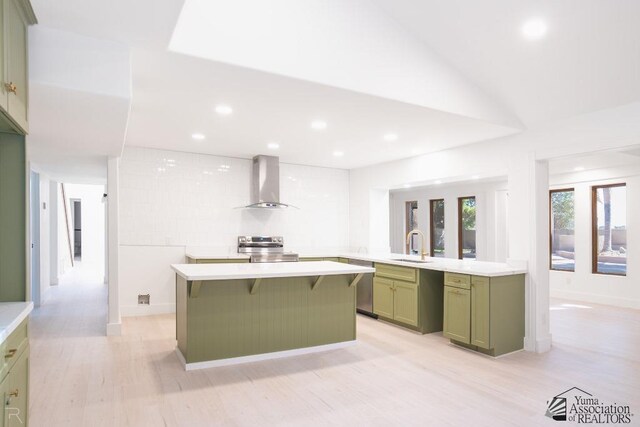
[524,334,552,353]
[551,289,640,310]
[106,322,121,336]
[176,340,357,371]
[120,303,176,317]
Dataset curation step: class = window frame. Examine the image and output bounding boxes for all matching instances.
[591,183,627,276]
[549,188,575,272]
[429,199,444,258]
[457,196,476,260]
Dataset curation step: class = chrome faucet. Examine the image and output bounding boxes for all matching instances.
[406,229,429,261]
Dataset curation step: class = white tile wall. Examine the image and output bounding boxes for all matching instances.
[119,146,350,250]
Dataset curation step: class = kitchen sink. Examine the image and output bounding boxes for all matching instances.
[390,258,433,264]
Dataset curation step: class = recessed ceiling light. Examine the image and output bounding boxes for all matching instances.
[403,184,411,188]
[522,19,547,40]
[434,180,442,184]
[333,151,344,157]
[471,175,480,180]
[267,142,280,150]
[384,133,398,142]
[574,166,585,171]
[192,133,205,140]
[311,120,327,130]
[215,104,233,115]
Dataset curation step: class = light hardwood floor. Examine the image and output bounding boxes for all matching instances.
[29,267,640,426]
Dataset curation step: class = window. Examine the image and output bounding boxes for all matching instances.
[430,199,445,257]
[458,196,476,260]
[405,201,418,255]
[592,184,626,275]
[550,189,575,271]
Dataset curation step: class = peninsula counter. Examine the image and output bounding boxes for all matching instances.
[171,261,375,370]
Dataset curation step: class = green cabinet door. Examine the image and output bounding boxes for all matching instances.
[4,0,28,132]
[471,277,491,349]
[373,277,394,319]
[393,281,418,327]
[443,285,471,344]
[0,372,7,427]
[0,0,6,114]
[5,347,28,427]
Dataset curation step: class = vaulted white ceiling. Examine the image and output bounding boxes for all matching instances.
[27,0,640,180]
[371,0,640,126]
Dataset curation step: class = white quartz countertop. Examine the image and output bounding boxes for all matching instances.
[172,261,375,281]
[185,251,250,260]
[340,253,527,277]
[181,250,527,277]
[0,302,33,343]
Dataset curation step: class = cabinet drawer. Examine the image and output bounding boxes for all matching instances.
[375,263,417,283]
[471,275,490,287]
[300,257,324,262]
[1,318,28,376]
[444,272,470,289]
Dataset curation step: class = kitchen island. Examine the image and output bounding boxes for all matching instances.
[171,261,374,370]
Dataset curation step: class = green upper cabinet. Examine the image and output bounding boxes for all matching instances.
[0,0,36,134]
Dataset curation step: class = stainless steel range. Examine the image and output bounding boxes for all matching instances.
[237,236,299,263]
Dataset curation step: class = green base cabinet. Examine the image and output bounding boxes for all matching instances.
[0,318,29,426]
[443,272,525,356]
[176,274,357,364]
[372,263,443,333]
[443,285,470,343]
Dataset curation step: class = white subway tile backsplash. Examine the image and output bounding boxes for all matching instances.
[120,147,349,249]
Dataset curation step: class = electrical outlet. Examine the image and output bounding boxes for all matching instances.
[138,294,150,305]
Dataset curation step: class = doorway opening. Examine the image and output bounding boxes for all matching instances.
[71,199,82,261]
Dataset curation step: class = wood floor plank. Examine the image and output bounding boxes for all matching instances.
[29,265,640,426]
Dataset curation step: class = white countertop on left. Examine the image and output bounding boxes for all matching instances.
[172,261,375,281]
[0,302,33,343]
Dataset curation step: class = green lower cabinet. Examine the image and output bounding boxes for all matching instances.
[443,272,525,356]
[443,286,471,343]
[393,281,418,327]
[372,277,394,319]
[373,263,443,334]
[5,347,28,427]
[470,276,490,349]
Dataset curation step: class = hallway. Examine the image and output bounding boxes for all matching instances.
[28,267,640,426]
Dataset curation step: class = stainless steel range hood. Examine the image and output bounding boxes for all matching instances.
[242,155,297,209]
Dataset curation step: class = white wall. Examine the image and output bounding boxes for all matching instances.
[57,184,73,276]
[49,181,59,286]
[549,165,640,309]
[389,180,508,261]
[38,176,51,303]
[118,146,350,316]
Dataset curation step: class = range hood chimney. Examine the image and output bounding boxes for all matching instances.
[243,155,297,209]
